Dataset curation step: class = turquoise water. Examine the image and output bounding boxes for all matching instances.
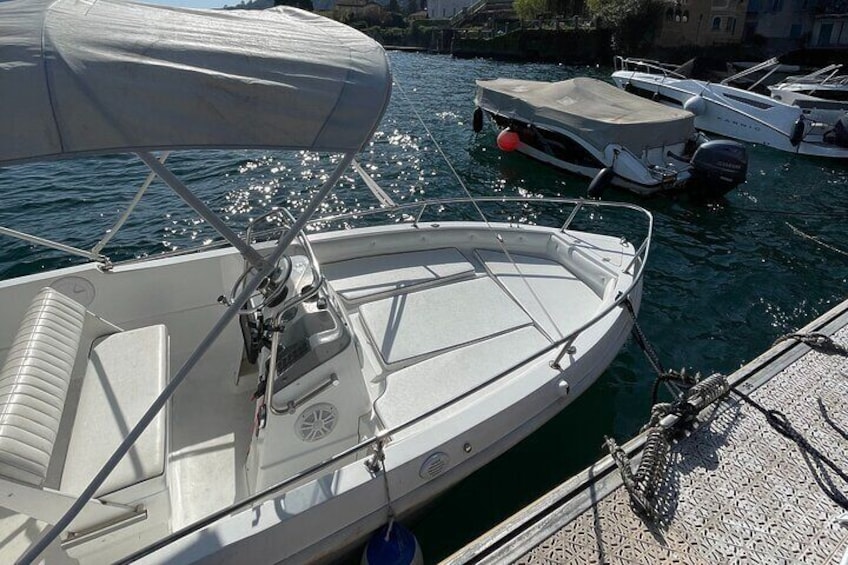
[0,51,846,561]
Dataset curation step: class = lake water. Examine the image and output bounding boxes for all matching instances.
[0,51,845,561]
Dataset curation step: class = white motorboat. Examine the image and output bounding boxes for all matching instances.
[611,56,848,158]
[768,64,848,129]
[0,1,652,563]
[473,77,748,198]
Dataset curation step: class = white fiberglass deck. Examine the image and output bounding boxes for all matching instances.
[326,245,607,428]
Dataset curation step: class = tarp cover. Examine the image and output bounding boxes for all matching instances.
[475,77,694,154]
[0,0,392,164]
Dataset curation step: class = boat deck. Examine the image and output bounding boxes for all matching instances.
[443,297,848,564]
[324,244,607,429]
[0,229,624,563]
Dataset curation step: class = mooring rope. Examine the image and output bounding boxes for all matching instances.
[786,222,848,258]
[730,388,848,510]
[623,298,665,377]
[773,331,848,356]
[608,321,848,520]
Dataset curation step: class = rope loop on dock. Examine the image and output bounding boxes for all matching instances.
[605,430,670,521]
[773,331,848,356]
[731,388,848,510]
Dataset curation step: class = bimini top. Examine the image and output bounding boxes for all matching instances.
[0,0,392,165]
[475,77,694,154]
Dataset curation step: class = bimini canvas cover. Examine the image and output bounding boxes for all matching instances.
[475,77,694,154]
[0,0,391,164]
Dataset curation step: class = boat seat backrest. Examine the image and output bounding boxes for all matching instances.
[0,287,169,502]
[0,288,89,486]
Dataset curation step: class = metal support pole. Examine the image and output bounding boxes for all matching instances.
[19,151,357,565]
[137,152,266,270]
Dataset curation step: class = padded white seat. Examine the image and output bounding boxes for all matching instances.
[0,287,169,504]
[60,326,168,498]
[0,289,86,486]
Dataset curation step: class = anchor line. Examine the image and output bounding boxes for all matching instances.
[622,298,695,402]
[786,222,848,258]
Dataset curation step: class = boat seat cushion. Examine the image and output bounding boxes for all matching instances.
[60,325,169,498]
[0,289,86,486]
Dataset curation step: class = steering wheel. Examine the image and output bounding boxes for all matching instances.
[228,255,293,316]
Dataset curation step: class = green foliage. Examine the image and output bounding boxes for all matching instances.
[513,0,547,21]
[586,0,662,51]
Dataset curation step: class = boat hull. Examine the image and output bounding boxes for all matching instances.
[481,111,742,198]
[144,280,640,564]
[611,71,848,159]
[0,214,648,564]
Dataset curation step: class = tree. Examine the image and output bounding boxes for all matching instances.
[586,0,662,51]
[388,0,400,11]
[513,0,547,21]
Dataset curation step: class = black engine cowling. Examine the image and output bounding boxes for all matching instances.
[826,115,848,148]
[689,140,748,197]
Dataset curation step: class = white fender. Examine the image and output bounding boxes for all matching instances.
[683,95,706,116]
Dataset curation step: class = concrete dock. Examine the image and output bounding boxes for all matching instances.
[443,298,848,564]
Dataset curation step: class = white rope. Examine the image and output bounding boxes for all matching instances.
[787,222,848,258]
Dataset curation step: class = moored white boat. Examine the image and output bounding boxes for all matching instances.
[612,56,848,159]
[474,77,748,198]
[0,1,652,563]
[768,64,848,138]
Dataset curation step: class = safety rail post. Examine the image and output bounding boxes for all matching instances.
[412,202,428,227]
[560,201,584,231]
[549,334,578,371]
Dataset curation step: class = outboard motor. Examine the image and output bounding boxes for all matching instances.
[689,140,748,197]
[825,115,848,148]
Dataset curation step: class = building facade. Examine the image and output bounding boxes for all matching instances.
[657,0,747,46]
[427,0,475,19]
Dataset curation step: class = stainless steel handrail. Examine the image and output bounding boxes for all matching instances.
[614,56,687,79]
[107,197,651,270]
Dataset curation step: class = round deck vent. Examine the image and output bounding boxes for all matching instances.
[419,452,450,480]
[295,403,339,442]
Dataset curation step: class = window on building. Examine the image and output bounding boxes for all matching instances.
[789,23,801,38]
[712,16,721,30]
[726,16,736,31]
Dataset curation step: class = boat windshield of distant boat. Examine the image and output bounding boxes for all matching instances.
[473,77,748,198]
[0,1,653,563]
[612,56,848,158]
[768,64,848,115]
